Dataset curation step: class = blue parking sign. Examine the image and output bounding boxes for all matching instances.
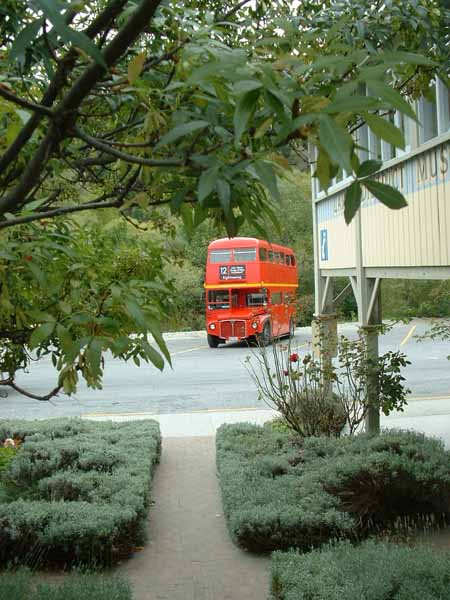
[320,229,328,261]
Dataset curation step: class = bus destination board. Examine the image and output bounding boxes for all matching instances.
[219,265,246,280]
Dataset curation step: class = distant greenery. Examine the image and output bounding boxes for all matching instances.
[0,419,161,567]
[216,423,450,553]
[382,279,450,319]
[271,540,450,600]
[163,169,450,332]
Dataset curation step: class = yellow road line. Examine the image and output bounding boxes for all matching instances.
[400,324,417,346]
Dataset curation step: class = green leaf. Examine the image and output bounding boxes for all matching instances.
[315,150,331,191]
[254,117,273,139]
[319,115,353,173]
[29,322,55,349]
[128,52,146,84]
[9,19,43,62]
[155,120,209,149]
[216,179,231,214]
[142,344,164,371]
[124,298,147,330]
[233,80,262,94]
[234,89,260,143]
[324,95,381,114]
[253,161,280,201]
[34,0,107,69]
[377,51,437,67]
[363,113,405,149]
[26,260,47,286]
[363,179,408,210]
[198,167,219,203]
[344,181,362,224]
[86,338,103,377]
[365,80,416,121]
[56,324,80,363]
[357,159,382,178]
[147,322,171,366]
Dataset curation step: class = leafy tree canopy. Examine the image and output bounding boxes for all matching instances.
[0,0,448,231]
[0,0,448,399]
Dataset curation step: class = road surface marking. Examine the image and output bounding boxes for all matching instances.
[400,324,416,346]
[171,345,208,356]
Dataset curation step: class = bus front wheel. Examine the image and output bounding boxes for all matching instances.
[207,334,220,348]
[257,322,272,347]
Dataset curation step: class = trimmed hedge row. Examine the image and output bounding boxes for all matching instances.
[271,540,450,600]
[0,570,132,600]
[216,423,450,552]
[0,418,161,566]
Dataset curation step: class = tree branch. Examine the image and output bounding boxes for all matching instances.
[0,198,119,229]
[0,0,130,176]
[73,126,185,167]
[0,378,62,402]
[0,0,163,216]
[0,85,54,117]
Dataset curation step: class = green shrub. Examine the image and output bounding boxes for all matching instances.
[0,570,132,600]
[0,418,161,567]
[271,540,450,600]
[216,423,450,552]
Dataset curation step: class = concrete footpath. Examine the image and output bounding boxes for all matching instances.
[93,399,450,600]
[119,437,270,600]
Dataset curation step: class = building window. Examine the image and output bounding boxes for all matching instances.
[437,78,450,134]
[417,84,438,144]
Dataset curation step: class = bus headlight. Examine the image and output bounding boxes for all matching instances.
[251,322,258,329]
[209,323,216,330]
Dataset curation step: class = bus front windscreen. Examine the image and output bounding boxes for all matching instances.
[208,290,230,309]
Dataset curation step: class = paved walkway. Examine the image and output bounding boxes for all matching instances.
[119,437,270,600]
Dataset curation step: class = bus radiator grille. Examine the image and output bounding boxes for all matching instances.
[220,320,246,339]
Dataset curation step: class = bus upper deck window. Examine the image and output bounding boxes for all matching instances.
[233,247,257,262]
[259,248,267,261]
[210,249,231,263]
[285,255,291,266]
[291,256,296,266]
[268,251,274,262]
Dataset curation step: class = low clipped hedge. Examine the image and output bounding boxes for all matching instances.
[271,540,450,599]
[0,418,161,566]
[0,570,132,599]
[216,423,450,552]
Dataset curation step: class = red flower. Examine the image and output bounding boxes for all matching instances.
[289,353,299,363]
[24,255,33,261]
[283,369,289,376]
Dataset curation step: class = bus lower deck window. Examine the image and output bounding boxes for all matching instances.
[246,291,267,307]
[208,290,230,309]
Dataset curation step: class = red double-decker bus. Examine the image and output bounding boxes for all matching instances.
[204,237,298,347]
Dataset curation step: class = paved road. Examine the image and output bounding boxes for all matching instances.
[0,319,449,420]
